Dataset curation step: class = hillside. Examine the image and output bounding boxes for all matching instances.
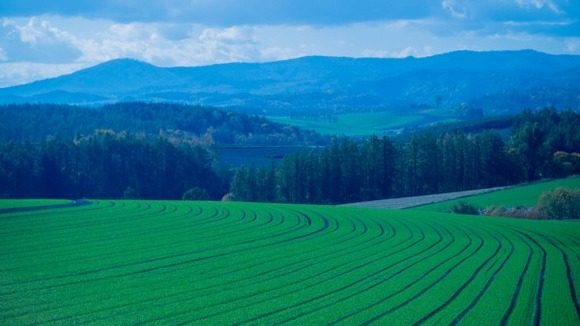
[1,50,579,116]
[343,177,580,210]
[0,102,326,146]
[1,200,578,324]
[413,177,580,213]
[1,105,577,202]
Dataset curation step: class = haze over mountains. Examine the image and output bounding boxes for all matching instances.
[1,50,579,116]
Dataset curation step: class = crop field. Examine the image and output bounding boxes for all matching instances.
[1,200,579,325]
[414,177,580,212]
[0,199,68,210]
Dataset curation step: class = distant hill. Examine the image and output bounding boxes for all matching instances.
[1,50,579,115]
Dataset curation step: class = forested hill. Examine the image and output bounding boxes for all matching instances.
[231,109,580,203]
[0,103,325,146]
[0,106,578,201]
[1,50,579,115]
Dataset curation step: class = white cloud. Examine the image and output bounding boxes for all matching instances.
[0,0,438,26]
[441,0,469,19]
[361,47,419,58]
[0,12,579,88]
[0,47,7,61]
[0,17,81,62]
[0,62,84,87]
[564,38,580,53]
[0,17,268,67]
[515,0,563,13]
[394,47,419,58]
[5,17,63,46]
[260,46,303,61]
[195,26,261,63]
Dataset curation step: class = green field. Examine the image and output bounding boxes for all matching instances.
[0,199,69,209]
[413,177,580,213]
[269,112,427,136]
[1,200,579,325]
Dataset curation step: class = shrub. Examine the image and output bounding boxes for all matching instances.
[482,205,545,219]
[538,187,580,220]
[122,186,139,199]
[482,205,506,217]
[450,201,480,215]
[221,193,235,201]
[182,187,210,201]
[505,206,544,219]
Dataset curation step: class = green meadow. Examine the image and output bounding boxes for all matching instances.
[0,199,69,209]
[269,111,427,136]
[413,176,580,213]
[0,199,578,324]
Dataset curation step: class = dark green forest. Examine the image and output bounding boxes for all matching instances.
[0,131,227,199]
[232,108,579,203]
[0,102,325,146]
[0,103,578,202]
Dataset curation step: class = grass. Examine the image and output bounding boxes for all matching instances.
[0,199,578,324]
[269,111,425,136]
[412,176,580,213]
[0,198,69,209]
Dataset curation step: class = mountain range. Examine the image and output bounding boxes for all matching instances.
[1,50,579,116]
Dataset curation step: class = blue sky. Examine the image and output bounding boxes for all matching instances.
[0,0,578,87]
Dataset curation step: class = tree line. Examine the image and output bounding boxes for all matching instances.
[0,102,326,146]
[0,105,578,202]
[0,130,228,200]
[231,108,579,204]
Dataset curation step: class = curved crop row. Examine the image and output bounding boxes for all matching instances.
[0,200,578,325]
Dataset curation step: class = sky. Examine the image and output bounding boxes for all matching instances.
[0,0,579,87]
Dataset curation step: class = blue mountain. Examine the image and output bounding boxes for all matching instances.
[1,50,579,115]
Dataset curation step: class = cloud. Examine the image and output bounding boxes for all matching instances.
[0,17,268,66]
[0,1,579,87]
[565,38,580,52]
[515,0,563,13]
[1,1,437,25]
[0,17,82,62]
[424,0,580,38]
[361,47,420,58]
[0,62,83,87]
[2,1,578,42]
[0,19,278,86]
[2,0,576,31]
[1,14,578,68]
[441,0,470,19]
[0,48,7,61]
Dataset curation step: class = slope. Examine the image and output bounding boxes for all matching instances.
[0,200,578,324]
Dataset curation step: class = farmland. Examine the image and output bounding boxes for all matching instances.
[413,177,580,213]
[1,200,578,325]
[268,111,428,136]
[0,199,68,210]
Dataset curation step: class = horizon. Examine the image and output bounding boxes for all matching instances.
[1,1,579,88]
[2,48,577,89]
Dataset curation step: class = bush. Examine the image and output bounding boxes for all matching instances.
[538,187,580,220]
[482,205,506,217]
[482,205,545,219]
[450,201,480,215]
[122,186,139,199]
[509,207,545,219]
[182,187,210,201]
[221,193,235,201]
